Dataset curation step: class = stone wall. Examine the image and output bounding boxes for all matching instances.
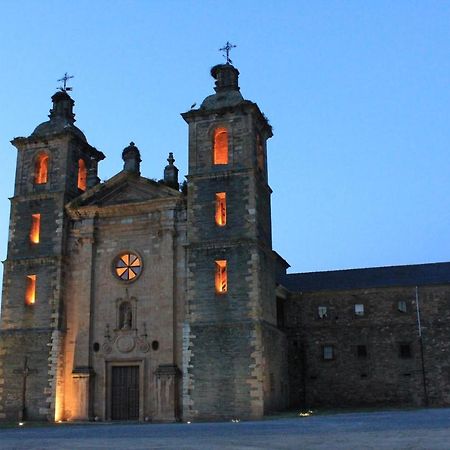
[285,284,450,409]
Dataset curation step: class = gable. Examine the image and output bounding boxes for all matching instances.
[67,171,181,211]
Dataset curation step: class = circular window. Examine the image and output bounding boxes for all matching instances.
[114,252,142,281]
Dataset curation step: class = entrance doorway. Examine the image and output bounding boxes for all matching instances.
[111,366,139,420]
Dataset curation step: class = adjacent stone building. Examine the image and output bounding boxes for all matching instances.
[0,61,449,423]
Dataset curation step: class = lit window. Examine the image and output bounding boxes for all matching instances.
[34,153,49,184]
[215,260,227,293]
[114,252,142,281]
[215,193,226,226]
[318,306,327,319]
[213,127,228,165]
[354,304,364,316]
[398,301,407,312]
[30,214,40,244]
[25,275,36,305]
[78,159,87,191]
[256,134,264,172]
[323,345,334,360]
[357,345,367,358]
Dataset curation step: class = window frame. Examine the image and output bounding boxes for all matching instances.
[354,303,365,316]
[212,127,229,165]
[215,259,228,294]
[215,192,227,226]
[322,344,334,361]
[113,251,143,283]
[34,152,49,185]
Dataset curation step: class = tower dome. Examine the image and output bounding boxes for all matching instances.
[31,90,86,141]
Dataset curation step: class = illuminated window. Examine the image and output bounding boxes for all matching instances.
[213,127,228,165]
[114,252,142,281]
[34,153,49,184]
[77,159,87,191]
[25,275,36,305]
[215,260,227,293]
[30,213,41,244]
[398,301,407,312]
[215,193,226,226]
[256,134,264,172]
[354,304,364,316]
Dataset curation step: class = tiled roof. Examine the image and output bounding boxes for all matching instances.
[278,262,450,293]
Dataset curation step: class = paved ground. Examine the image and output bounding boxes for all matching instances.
[1,408,450,449]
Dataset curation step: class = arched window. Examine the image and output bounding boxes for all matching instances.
[119,301,133,329]
[213,127,228,165]
[77,159,87,191]
[34,153,49,184]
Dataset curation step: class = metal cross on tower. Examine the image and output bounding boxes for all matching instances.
[13,356,38,421]
[219,41,237,65]
[57,72,74,92]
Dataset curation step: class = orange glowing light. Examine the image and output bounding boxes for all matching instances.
[25,275,36,305]
[215,193,227,226]
[34,153,49,184]
[215,260,227,293]
[30,214,40,244]
[114,253,142,281]
[77,159,87,191]
[213,127,228,165]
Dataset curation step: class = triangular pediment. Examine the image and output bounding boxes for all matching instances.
[68,171,180,210]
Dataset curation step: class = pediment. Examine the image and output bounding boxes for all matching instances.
[68,172,180,210]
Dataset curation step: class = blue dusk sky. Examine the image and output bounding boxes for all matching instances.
[0,0,449,288]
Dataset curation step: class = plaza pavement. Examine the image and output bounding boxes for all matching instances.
[1,407,450,449]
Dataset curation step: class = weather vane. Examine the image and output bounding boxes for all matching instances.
[219,41,236,65]
[57,72,74,92]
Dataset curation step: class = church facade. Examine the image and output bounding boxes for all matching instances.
[0,62,449,423]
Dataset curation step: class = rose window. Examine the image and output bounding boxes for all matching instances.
[114,252,142,281]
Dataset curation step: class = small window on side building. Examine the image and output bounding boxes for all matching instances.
[398,301,407,313]
[399,344,412,358]
[357,345,367,358]
[318,306,328,319]
[323,345,334,360]
[354,304,364,316]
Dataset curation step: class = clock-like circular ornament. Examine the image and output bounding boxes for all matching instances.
[113,252,142,282]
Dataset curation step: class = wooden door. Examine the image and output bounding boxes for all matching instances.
[111,366,139,420]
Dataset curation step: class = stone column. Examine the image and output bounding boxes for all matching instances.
[71,219,96,420]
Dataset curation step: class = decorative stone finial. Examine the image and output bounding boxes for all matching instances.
[164,152,179,190]
[122,142,141,175]
[210,64,240,93]
[49,90,75,124]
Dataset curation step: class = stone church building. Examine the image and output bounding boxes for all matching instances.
[1,62,449,423]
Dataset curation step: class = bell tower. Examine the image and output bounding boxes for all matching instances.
[0,88,104,421]
[182,62,287,420]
